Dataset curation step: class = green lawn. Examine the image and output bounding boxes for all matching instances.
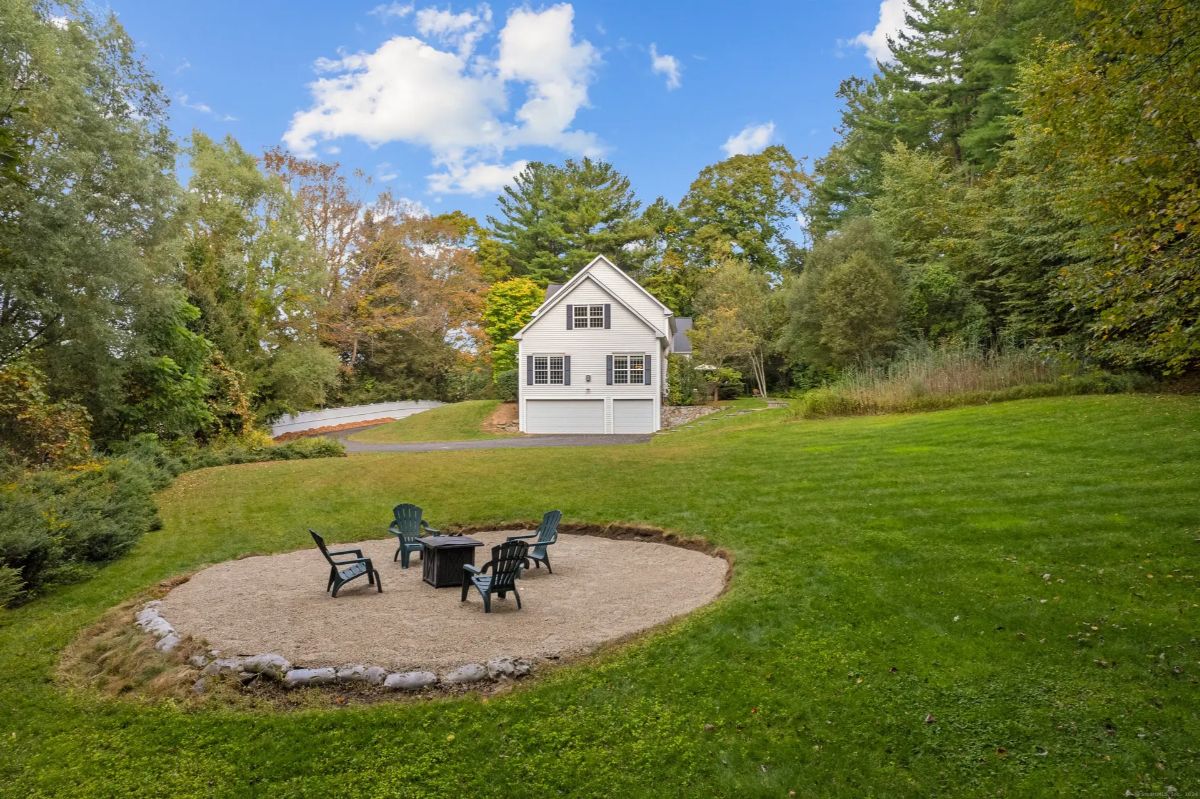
[347,399,513,443]
[1,395,1198,797]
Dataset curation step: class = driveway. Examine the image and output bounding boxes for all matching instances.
[335,429,651,453]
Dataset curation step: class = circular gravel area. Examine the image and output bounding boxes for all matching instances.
[158,530,727,671]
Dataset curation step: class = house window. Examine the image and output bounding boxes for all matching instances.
[612,354,645,385]
[533,355,565,385]
[573,304,606,329]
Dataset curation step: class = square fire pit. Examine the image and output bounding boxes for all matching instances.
[419,536,484,588]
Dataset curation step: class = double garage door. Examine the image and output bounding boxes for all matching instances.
[524,399,655,434]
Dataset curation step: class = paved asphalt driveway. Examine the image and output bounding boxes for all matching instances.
[335,428,651,453]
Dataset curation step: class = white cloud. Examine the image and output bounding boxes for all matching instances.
[849,0,912,64]
[427,159,528,196]
[721,122,775,157]
[648,43,681,90]
[496,4,600,153]
[284,3,601,195]
[415,4,492,57]
[178,93,212,114]
[370,2,414,19]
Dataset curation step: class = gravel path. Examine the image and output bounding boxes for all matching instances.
[158,531,727,671]
[336,430,651,453]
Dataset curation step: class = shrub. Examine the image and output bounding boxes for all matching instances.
[0,458,159,605]
[0,432,345,606]
[792,343,1147,419]
[0,566,20,608]
[667,356,706,406]
[493,368,519,402]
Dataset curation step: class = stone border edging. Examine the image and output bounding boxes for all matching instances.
[135,600,533,694]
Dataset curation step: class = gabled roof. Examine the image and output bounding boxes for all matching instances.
[545,283,563,300]
[508,273,667,338]
[577,255,673,317]
[528,255,671,321]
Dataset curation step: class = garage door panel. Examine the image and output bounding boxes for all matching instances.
[613,399,654,434]
[526,399,604,434]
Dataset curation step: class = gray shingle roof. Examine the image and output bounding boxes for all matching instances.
[671,317,693,354]
[545,283,563,301]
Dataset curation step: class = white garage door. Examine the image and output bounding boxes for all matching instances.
[613,399,655,434]
[525,399,605,434]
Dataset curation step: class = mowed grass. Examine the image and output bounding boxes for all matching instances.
[347,399,512,443]
[1,395,1198,797]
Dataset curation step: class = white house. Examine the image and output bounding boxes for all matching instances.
[513,255,692,434]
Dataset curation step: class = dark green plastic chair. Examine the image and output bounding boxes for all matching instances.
[310,530,381,597]
[506,510,562,573]
[462,540,529,613]
[389,503,441,567]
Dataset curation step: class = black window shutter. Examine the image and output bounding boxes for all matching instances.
[603,304,611,328]
[606,355,613,385]
[526,355,533,385]
[644,353,652,385]
[563,356,571,386]
[566,304,573,330]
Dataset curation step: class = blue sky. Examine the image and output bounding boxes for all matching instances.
[110,0,901,223]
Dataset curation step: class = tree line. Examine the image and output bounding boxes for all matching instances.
[3,0,1197,465]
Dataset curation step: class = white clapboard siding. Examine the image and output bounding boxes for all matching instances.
[517,256,671,434]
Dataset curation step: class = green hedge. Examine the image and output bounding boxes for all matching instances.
[0,435,345,607]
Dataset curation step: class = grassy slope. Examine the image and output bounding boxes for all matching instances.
[347,399,512,443]
[1,395,1197,797]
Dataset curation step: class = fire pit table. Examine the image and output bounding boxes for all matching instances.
[420,536,484,588]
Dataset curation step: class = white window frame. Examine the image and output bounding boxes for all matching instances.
[573,304,605,329]
[533,354,565,385]
[612,353,645,385]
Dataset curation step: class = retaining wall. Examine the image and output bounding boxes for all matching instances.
[270,401,443,437]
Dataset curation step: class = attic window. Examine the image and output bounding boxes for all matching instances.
[573,304,606,329]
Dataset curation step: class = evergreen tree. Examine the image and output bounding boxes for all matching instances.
[488,158,648,285]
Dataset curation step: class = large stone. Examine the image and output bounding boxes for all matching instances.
[336,665,369,683]
[203,657,245,676]
[442,663,487,685]
[364,666,388,686]
[283,667,337,688]
[242,654,291,680]
[187,654,209,669]
[486,657,516,678]
[384,671,438,691]
[155,633,181,653]
[512,658,533,677]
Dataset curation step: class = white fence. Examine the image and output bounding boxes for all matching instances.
[271,401,443,437]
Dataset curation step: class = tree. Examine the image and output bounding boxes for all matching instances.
[261,147,367,302]
[689,261,777,397]
[481,277,543,376]
[1002,0,1200,374]
[331,211,485,401]
[488,158,649,284]
[871,144,987,340]
[0,1,224,443]
[781,218,901,368]
[180,132,331,417]
[676,146,808,275]
[807,0,1075,236]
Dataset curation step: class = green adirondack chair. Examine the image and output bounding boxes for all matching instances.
[462,540,529,613]
[389,503,441,567]
[506,510,562,573]
[310,530,382,597]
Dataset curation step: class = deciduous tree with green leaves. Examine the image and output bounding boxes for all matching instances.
[690,260,778,397]
[481,277,543,376]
